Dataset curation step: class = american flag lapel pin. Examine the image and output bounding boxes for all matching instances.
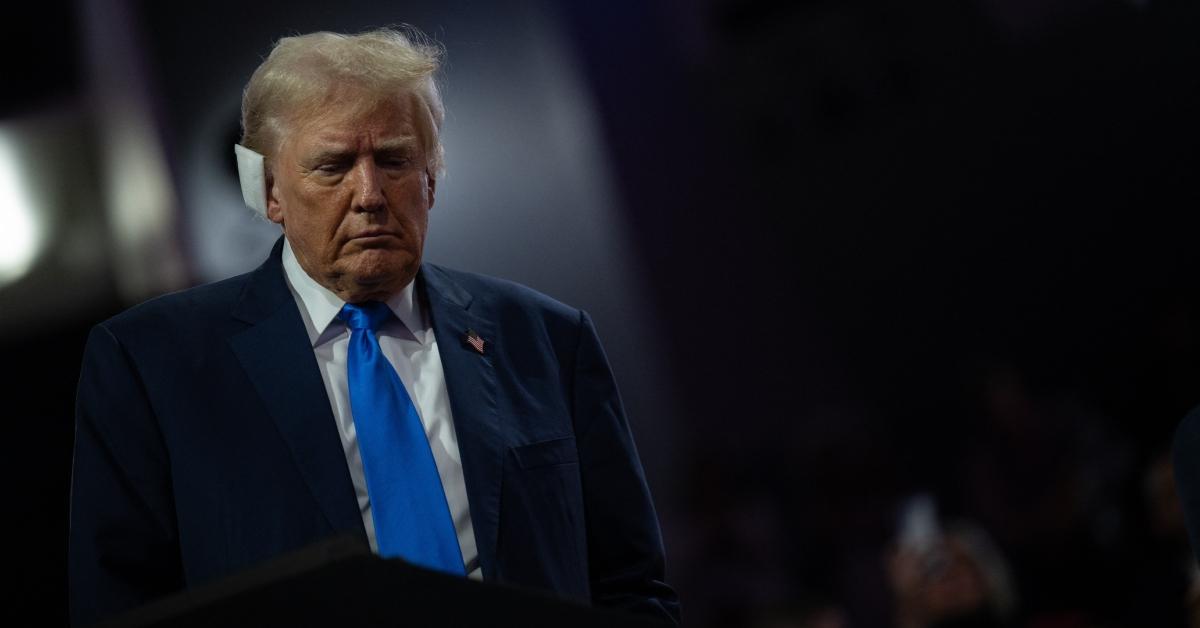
[464,328,486,355]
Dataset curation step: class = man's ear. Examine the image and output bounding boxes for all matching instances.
[266,165,284,224]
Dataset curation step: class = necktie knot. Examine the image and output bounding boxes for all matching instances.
[339,301,391,332]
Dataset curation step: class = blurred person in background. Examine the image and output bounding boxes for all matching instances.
[67,26,677,626]
[955,364,1131,621]
[887,512,1016,628]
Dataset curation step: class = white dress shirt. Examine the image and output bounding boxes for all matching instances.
[281,240,481,579]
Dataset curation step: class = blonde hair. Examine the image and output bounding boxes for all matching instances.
[240,26,446,178]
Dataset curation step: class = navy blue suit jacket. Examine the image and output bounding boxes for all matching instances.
[69,238,679,625]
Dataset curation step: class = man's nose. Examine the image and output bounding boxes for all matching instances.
[351,159,386,213]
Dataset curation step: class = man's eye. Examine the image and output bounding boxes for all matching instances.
[380,157,410,168]
[316,163,347,173]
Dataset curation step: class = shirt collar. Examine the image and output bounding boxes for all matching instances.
[281,238,427,347]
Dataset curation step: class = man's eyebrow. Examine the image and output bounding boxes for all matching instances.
[305,147,356,163]
[374,138,421,153]
[305,138,420,162]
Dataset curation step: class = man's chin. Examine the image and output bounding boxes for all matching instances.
[339,254,418,295]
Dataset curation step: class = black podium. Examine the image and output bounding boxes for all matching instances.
[96,536,667,627]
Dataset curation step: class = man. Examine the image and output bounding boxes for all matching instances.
[69,28,678,626]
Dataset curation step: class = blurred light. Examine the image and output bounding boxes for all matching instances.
[0,129,43,288]
[83,0,187,300]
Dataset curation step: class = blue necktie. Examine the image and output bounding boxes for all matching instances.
[339,301,466,575]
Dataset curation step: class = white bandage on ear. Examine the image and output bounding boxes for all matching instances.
[234,144,268,216]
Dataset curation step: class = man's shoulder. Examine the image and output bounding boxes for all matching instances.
[422,263,581,323]
[99,270,256,340]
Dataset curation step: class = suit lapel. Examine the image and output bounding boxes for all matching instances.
[228,238,366,542]
[420,264,504,581]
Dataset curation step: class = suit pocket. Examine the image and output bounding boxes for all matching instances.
[511,436,578,469]
[498,435,589,599]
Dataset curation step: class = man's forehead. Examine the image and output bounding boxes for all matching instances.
[279,87,436,159]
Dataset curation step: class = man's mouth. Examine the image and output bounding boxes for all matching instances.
[349,229,400,241]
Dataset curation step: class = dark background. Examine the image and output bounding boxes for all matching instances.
[5,0,1200,626]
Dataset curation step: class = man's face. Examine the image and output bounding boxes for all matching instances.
[267,89,436,303]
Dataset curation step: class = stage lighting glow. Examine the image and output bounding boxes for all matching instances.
[0,130,43,289]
